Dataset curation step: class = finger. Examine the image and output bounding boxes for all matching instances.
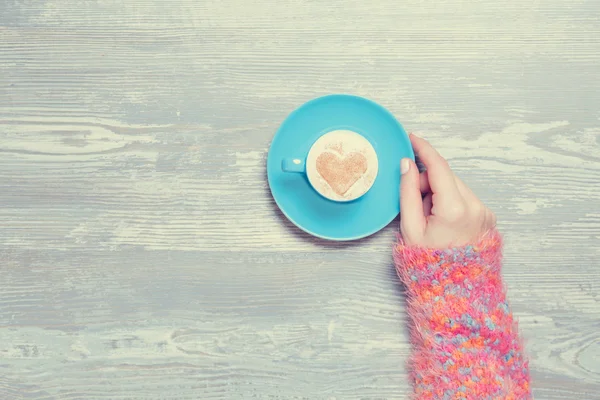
[422,192,433,217]
[399,158,426,241]
[410,134,460,197]
[419,170,431,194]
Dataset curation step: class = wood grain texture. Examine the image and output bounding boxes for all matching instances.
[1,0,599,399]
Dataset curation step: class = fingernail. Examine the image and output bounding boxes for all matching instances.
[401,158,410,175]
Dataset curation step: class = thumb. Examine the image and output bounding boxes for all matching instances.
[399,158,425,242]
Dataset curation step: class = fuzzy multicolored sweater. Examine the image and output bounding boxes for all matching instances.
[393,230,532,400]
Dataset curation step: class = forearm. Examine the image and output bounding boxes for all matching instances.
[394,230,531,399]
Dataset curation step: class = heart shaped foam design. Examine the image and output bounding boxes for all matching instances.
[315,151,368,196]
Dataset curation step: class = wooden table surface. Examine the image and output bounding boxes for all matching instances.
[1,1,599,399]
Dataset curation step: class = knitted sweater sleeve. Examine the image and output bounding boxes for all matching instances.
[393,230,531,400]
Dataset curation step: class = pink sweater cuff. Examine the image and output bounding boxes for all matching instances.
[393,230,532,400]
[394,230,503,292]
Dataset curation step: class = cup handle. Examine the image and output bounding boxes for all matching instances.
[281,158,306,173]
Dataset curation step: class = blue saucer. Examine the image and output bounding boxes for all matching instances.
[267,94,414,241]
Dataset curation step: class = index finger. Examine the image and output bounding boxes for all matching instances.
[410,134,460,196]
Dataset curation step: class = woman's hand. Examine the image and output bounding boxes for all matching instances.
[399,134,496,249]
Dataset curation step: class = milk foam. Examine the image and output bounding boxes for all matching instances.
[306,130,378,202]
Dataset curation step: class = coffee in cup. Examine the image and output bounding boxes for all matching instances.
[282,130,378,202]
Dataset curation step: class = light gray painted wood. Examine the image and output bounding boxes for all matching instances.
[1,1,599,399]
